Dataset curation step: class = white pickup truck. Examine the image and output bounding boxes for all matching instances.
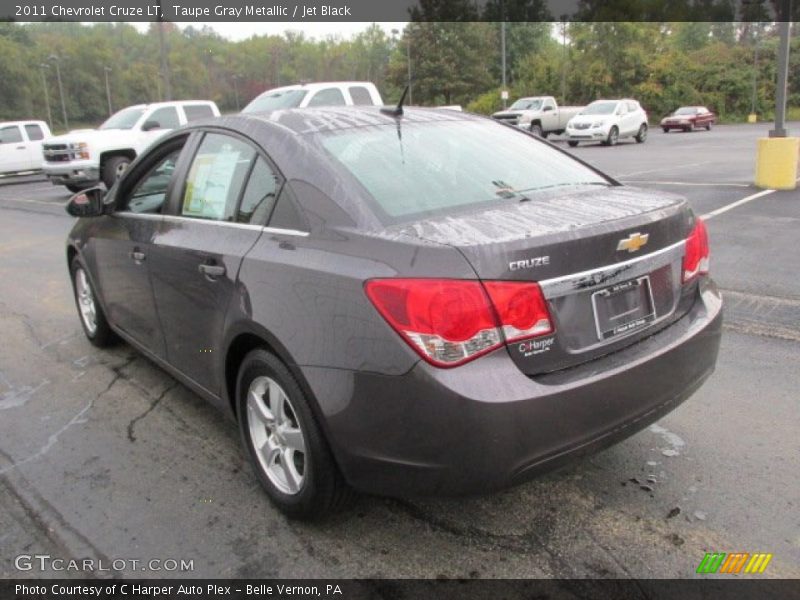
[0,121,51,176]
[42,100,219,192]
[492,96,584,137]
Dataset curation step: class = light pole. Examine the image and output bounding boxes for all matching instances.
[232,74,241,111]
[771,19,790,138]
[560,16,568,104]
[501,21,507,108]
[104,66,113,116]
[49,54,68,131]
[750,24,760,117]
[39,63,53,132]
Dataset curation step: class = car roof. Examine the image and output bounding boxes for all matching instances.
[122,101,215,110]
[259,82,377,94]
[241,105,476,135]
[1,120,48,126]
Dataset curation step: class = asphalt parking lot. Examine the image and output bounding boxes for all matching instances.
[0,122,798,579]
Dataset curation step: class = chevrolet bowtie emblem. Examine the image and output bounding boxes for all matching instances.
[617,232,649,253]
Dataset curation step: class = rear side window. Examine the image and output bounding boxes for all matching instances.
[24,124,44,141]
[184,104,215,121]
[182,133,256,222]
[147,107,181,130]
[237,157,280,224]
[0,126,23,144]
[627,101,639,112]
[307,88,346,107]
[319,120,608,221]
[349,86,373,106]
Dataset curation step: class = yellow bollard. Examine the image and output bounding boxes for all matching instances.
[747,114,757,123]
[754,137,799,190]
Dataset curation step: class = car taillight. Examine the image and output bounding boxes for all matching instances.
[682,218,710,283]
[364,279,553,367]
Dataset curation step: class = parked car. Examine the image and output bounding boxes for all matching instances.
[65,107,721,518]
[566,99,649,147]
[42,101,219,192]
[661,106,716,132]
[242,82,383,114]
[0,120,51,175]
[492,96,584,137]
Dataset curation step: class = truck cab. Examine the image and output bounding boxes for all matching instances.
[42,100,219,192]
[492,96,584,138]
[0,121,51,176]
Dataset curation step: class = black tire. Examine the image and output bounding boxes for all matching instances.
[237,349,352,519]
[529,122,543,137]
[635,123,648,143]
[603,126,619,146]
[662,127,669,133]
[706,123,712,131]
[70,257,117,347]
[101,155,131,189]
[567,140,579,147]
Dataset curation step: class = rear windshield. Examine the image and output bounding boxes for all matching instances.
[319,119,609,221]
[242,89,307,114]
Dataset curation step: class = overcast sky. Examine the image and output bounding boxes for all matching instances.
[132,22,408,41]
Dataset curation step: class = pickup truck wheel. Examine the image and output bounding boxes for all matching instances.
[529,123,543,137]
[568,141,579,147]
[635,124,648,143]
[102,156,131,189]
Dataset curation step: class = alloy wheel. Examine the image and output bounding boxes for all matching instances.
[246,376,307,495]
[75,268,97,335]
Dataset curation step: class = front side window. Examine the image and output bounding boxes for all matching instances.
[319,120,609,222]
[121,150,181,214]
[181,133,256,222]
[100,107,146,130]
[509,98,542,111]
[145,107,181,130]
[25,124,44,141]
[307,88,346,107]
[0,126,23,144]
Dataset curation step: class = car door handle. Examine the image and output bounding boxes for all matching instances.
[199,263,226,278]
[129,250,146,262]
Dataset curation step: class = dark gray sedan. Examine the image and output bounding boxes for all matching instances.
[65,107,722,518]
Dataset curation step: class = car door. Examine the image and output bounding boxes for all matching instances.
[23,123,46,171]
[92,135,190,358]
[0,124,29,173]
[541,98,557,131]
[148,131,281,395]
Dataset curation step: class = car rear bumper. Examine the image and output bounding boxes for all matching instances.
[303,278,722,497]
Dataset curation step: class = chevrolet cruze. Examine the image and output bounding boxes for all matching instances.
[65,107,722,518]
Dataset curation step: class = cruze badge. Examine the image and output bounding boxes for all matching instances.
[509,256,550,271]
[617,232,649,253]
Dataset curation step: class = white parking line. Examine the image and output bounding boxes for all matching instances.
[701,189,776,220]
[616,160,716,178]
[621,180,750,188]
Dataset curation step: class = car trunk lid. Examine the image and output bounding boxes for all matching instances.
[388,185,694,375]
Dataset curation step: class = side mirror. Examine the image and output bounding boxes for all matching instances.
[142,120,161,132]
[542,105,554,112]
[66,186,107,218]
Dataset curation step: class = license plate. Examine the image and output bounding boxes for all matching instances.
[591,276,656,341]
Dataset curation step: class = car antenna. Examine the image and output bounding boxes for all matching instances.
[381,85,409,117]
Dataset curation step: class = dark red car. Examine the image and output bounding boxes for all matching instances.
[661,106,716,132]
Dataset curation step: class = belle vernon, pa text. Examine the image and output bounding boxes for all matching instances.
[16,584,344,597]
